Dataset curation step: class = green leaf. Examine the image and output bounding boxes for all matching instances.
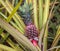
[1,33,9,43]
[33,0,38,29]
[39,0,43,29]
[43,23,48,51]
[43,0,50,26]
[0,28,3,35]
[7,0,22,22]
[0,44,17,51]
[51,25,60,47]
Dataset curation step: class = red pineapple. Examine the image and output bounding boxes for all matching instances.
[20,3,39,46]
[25,24,39,46]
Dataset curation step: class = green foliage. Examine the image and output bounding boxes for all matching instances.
[0,0,60,51]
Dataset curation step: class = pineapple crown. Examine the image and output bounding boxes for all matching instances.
[19,2,33,25]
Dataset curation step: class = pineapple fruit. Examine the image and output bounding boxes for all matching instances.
[19,3,39,46]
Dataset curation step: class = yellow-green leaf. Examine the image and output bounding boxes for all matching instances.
[7,0,22,22]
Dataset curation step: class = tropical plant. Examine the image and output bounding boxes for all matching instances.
[0,0,60,51]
